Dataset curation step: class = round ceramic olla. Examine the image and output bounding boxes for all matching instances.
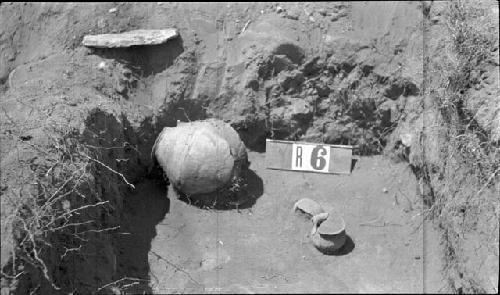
[312,215,346,254]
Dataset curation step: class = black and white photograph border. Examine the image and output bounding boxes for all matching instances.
[0,1,498,294]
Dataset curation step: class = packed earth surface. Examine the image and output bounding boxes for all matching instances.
[0,1,498,294]
[133,153,443,293]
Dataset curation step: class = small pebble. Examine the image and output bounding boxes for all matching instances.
[285,12,299,20]
[382,188,389,193]
[414,255,421,260]
[97,19,106,29]
[276,6,284,13]
[62,200,71,211]
[97,61,107,70]
[108,7,117,13]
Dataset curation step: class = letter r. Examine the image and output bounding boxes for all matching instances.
[296,146,303,167]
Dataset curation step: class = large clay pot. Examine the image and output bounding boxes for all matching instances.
[311,213,346,254]
[152,119,248,195]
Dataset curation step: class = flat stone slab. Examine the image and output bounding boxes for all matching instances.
[82,29,178,48]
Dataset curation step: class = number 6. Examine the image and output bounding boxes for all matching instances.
[311,145,327,170]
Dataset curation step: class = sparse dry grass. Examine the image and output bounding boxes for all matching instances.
[0,126,135,293]
[421,0,499,292]
[438,0,499,222]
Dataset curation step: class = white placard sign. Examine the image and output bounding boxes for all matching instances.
[291,143,330,173]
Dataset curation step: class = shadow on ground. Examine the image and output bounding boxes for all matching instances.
[113,178,169,294]
[351,158,359,172]
[176,169,264,211]
[91,36,184,77]
[320,234,356,256]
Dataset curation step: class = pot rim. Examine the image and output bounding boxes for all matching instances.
[318,215,346,235]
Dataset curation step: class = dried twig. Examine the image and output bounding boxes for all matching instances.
[359,222,403,227]
[83,142,140,154]
[61,245,83,260]
[178,107,191,122]
[150,251,202,287]
[0,269,25,280]
[241,20,251,34]
[359,216,403,227]
[49,220,94,232]
[81,154,135,189]
[43,164,88,207]
[76,225,120,235]
[20,219,61,290]
[95,277,150,293]
[45,201,110,228]
[472,167,500,199]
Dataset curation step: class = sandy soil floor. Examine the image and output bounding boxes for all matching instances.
[115,151,445,294]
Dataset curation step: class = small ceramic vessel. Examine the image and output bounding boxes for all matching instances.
[311,213,346,254]
[293,198,325,218]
